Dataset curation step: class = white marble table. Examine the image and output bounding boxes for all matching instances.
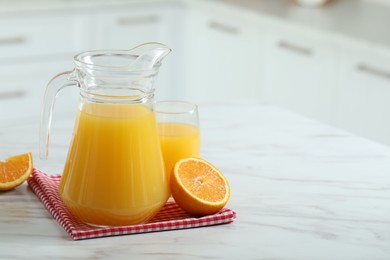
[1,103,390,259]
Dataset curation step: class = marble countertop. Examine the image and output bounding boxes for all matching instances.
[1,103,390,259]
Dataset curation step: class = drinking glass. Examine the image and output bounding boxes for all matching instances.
[155,101,200,179]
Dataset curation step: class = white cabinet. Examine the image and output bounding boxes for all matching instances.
[334,48,390,145]
[263,30,338,123]
[0,12,87,120]
[0,59,80,121]
[93,7,170,49]
[182,7,265,103]
[0,13,86,60]
[92,3,180,100]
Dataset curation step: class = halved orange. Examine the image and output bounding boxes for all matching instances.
[0,152,33,191]
[170,157,230,216]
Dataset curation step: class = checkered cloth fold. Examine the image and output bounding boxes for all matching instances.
[27,168,236,240]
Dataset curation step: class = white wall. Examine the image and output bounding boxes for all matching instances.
[362,0,390,6]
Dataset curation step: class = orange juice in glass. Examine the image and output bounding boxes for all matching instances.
[155,101,200,179]
[59,103,169,226]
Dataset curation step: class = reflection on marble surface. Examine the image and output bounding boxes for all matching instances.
[1,103,390,259]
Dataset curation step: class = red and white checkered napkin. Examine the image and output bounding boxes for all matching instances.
[27,168,237,240]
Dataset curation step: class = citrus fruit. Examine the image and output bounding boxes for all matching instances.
[0,152,33,191]
[170,157,230,216]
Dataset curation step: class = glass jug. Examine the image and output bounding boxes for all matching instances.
[40,43,171,226]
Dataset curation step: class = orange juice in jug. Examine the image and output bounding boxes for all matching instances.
[59,103,169,226]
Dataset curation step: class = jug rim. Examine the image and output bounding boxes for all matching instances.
[73,41,171,73]
[74,49,164,72]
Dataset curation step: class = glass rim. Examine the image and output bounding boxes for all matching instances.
[154,100,198,114]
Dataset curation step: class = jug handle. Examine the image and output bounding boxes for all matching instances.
[39,70,78,159]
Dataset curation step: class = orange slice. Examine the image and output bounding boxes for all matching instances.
[170,157,230,216]
[0,152,33,191]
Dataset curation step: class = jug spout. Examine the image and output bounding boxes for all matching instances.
[130,42,171,70]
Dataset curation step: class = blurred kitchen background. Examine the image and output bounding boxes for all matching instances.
[1,0,390,146]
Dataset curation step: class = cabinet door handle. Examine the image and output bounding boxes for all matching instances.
[208,21,239,35]
[356,64,390,80]
[0,89,26,99]
[117,15,160,25]
[0,36,26,46]
[278,41,312,56]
